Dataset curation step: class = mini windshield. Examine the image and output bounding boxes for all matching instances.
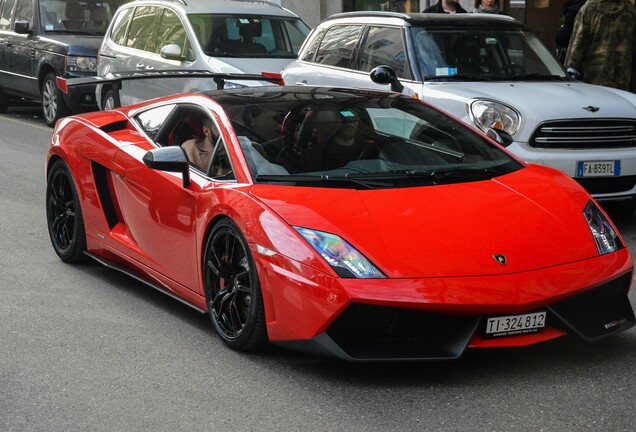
[222,91,522,189]
[39,0,127,35]
[188,14,310,58]
[410,27,567,82]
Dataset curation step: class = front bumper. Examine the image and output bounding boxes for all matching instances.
[261,250,634,361]
[62,72,97,113]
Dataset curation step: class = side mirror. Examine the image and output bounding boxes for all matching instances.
[370,65,404,93]
[14,20,32,35]
[143,147,191,187]
[160,44,185,61]
[486,127,514,147]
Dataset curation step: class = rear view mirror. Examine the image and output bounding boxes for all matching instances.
[143,147,191,187]
[14,20,32,35]
[370,66,404,93]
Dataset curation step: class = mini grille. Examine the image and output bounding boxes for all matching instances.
[529,119,636,149]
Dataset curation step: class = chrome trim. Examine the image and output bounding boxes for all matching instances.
[0,70,38,80]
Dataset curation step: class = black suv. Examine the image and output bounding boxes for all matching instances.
[0,0,128,126]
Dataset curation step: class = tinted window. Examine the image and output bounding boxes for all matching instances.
[126,6,160,51]
[359,26,407,78]
[14,0,32,27]
[314,25,362,68]
[188,14,309,58]
[110,6,133,45]
[0,0,17,30]
[209,142,234,179]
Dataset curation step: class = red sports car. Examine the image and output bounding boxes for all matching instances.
[46,81,635,360]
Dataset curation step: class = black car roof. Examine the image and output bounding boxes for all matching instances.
[326,12,528,31]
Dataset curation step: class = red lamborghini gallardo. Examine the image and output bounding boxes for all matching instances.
[46,79,635,360]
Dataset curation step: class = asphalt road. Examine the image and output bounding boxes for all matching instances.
[2,105,636,432]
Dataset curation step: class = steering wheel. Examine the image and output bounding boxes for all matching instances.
[498,64,527,75]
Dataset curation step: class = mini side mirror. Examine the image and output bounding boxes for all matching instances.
[160,44,185,61]
[370,65,404,93]
[486,127,514,147]
[143,147,191,187]
[14,20,32,35]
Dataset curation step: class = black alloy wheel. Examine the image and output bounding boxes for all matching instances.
[204,219,267,351]
[46,159,87,262]
[41,72,69,127]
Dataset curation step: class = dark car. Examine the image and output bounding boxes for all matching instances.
[0,0,128,126]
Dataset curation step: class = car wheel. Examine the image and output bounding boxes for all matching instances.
[0,87,8,113]
[41,73,69,127]
[46,159,87,262]
[203,218,267,351]
[102,88,117,110]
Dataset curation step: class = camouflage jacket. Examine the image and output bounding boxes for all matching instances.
[565,0,635,91]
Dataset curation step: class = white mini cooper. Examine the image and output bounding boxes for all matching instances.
[282,12,636,214]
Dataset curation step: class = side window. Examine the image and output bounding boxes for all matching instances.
[125,6,160,51]
[134,104,176,141]
[314,25,363,68]
[110,7,133,46]
[14,0,32,27]
[0,0,17,30]
[299,29,324,62]
[359,26,407,78]
[151,8,189,57]
[209,140,234,180]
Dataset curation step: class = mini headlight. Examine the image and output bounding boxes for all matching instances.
[66,56,97,73]
[469,99,521,136]
[295,227,385,278]
[584,201,623,255]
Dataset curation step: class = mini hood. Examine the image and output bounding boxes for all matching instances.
[207,56,295,75]
[423,81,636,140]
[251,166,599,278]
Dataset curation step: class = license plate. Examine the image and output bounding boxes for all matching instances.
[577,160,620,177]
[485,311,546,337]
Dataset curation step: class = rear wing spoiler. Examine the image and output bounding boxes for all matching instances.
[56,70,285,107]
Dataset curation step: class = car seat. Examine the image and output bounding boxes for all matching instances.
[61,4,84,31]
[452,36,482,75]
[84,6,107,32]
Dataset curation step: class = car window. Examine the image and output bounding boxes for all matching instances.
[150,7,191,59]
[314,25,363,68]
[209,140,234,180]
[109,5,132,44]
[359,26,407,78]
[189,14,309,58]
[299,29,324,62]
[39,0,127,34]
[125,5,160,51]
[14,0,32,27]
[0,0,17,30]
[134,104,176,141]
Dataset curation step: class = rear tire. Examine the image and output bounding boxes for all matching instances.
[41,72,69,127]
[46,159,87,262]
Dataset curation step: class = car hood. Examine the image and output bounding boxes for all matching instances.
[422,81,636,140]
[251,165,600,278]
[207,57,296,75]
[40,34,103,55]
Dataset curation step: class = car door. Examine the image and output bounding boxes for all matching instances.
[110,102,217,291]
[5,0,34,94]
[0,0,17,89]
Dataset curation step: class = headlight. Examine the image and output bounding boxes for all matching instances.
[584,201,623,255]
[469,99,521,136]
[66,56,97,73]
[295,227,385,278]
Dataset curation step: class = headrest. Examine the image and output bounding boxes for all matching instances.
[238,19,262,38]
[66,4,83,20]
[91,6,107,23]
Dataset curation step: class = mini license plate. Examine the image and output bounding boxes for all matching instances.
[577,160,620,177]
[485,311,546,338]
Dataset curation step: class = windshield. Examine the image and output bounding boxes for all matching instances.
[39,0,128,35]
[188,14,310,58]
[410,27,568,81]
[223,92,522,189]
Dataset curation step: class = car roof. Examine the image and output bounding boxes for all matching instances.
[324,12,527,30]
[128,0,300,17]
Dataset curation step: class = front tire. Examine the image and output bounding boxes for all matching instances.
[46,159,87,262]
[102,88,117,110]
[203,218,267,351]
[41,72,69,127]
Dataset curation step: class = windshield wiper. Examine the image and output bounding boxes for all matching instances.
[43,29,96,35]
[430,167,498,181]
[424,74,492,82]
[255,174,393,188]
[510,73,566,81]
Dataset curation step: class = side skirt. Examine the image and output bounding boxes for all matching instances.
[84,251,207,314]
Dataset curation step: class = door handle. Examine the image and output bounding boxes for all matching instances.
[135,63,145,69]
[144,65,154,70]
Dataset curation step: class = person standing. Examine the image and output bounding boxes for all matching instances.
[565,0,635,91]
[473,0,502,13]
[423,0,468,13]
